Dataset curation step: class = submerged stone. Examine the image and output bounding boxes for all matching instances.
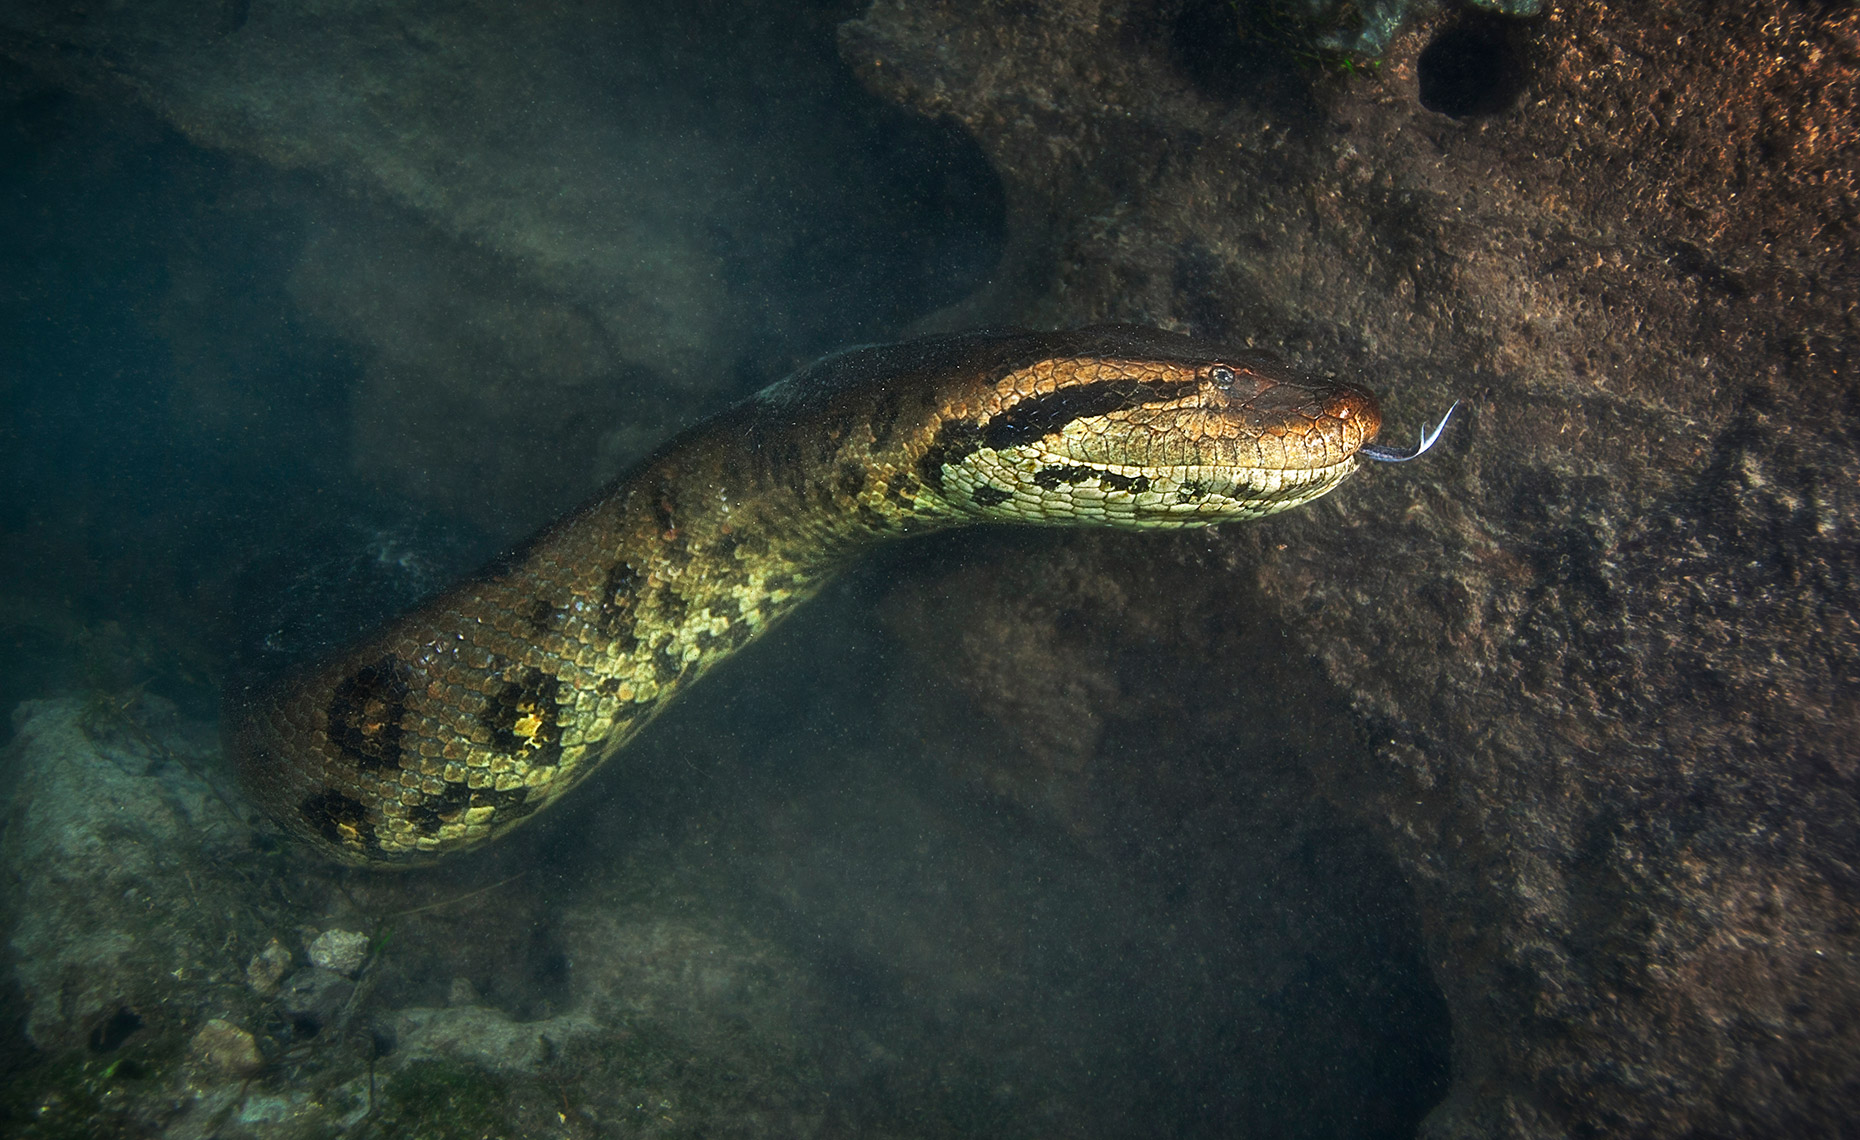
[308,928,370,977]
[186,1018,264,1078]
[0,698,256,1055]
[245,939,293,997]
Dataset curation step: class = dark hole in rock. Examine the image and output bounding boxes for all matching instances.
[87,1006,143,1052]
[291,1014,322,1040]
[1417,11,1532,118]
[1165,0,1326,122]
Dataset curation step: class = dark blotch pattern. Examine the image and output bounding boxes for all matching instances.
[1033,465,1151,494]
[657,588,689,627]
[326,656,412,771]
[868,388,904,449]
[751,429,810,502]
[819,408,859,461]
[972,484,1013,507]
[479,668,563,764]
[599,563,640,634]
[654,645,684,684]
[919,417,983,490]
[982,379,1199,449]
[474,784,539,822]
[409,781,473,835]
[1033,465,1098,488]
[653,478,677,535]
[299,789,376,850]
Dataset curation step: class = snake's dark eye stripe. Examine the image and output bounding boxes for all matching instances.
[982,379,1200,449]
[919,417,984,489]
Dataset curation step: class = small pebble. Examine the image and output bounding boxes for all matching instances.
[307,929,370,976]
[447,976,481,1007]
[246,939,293,996]
[188,1018,264,1077]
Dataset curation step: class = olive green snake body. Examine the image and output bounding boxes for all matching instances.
[228,325,1434,865]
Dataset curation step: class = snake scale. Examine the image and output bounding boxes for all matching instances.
[229,325,1436,865]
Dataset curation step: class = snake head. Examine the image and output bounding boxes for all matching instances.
[931,353,1382,528]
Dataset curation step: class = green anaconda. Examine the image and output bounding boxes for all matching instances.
[228,325,1447,865]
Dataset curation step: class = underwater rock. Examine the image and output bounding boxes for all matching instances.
[0,5,732,530]
[307,928,370,977]
[0,697,262,1056]
[446,976,481,1007]
[276,967,354,1039]
[0,3,730,382]
[847,0,1860,1134]
[185,1018,264,1078]
[365,903,836,1134]
[244,938,292,997]
[0,0,1001,533]
[0,692,842,1133]
[384,1004,600,1076]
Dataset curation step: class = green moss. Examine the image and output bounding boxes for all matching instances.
[374,1060,511,1140]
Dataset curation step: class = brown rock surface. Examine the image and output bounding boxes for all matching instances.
[848,1,1860,1135]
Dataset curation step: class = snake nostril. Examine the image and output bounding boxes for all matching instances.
[1323,389,1382,441]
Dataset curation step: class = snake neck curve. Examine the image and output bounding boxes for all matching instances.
[229,325,1383,864]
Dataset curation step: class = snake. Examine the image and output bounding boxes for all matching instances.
[227,325,1450,865]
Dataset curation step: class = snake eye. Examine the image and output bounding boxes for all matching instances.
[1209,365,1236,389]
